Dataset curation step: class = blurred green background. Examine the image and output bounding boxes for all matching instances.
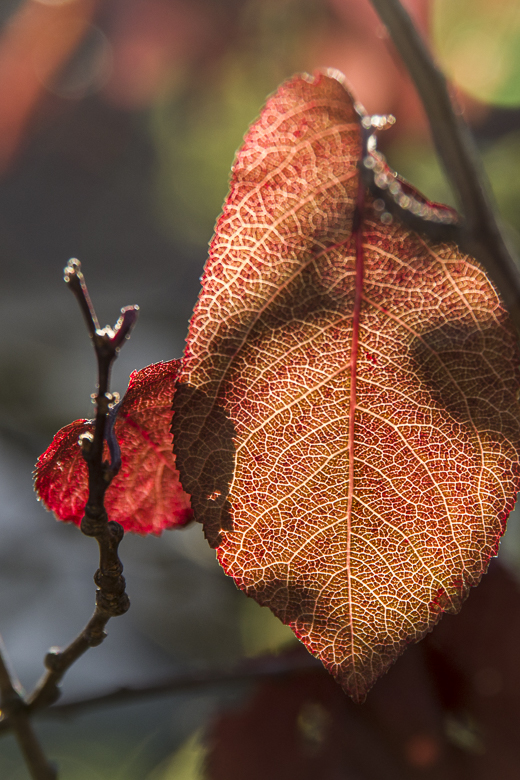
[1,0,520,776]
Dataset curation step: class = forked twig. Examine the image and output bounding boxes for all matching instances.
[369,0,520,334]
[24,261,138,715]
[0,261,137,778]
[0,637,57,779]
[0,264,138,775]
[40,652,322,719]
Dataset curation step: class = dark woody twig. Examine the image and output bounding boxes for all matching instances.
[0,261,138,779]
[369,0,520,335]
[0,636,57,779]
[22,260,138,715]
[0,651,321,735]
[37,652,322,720]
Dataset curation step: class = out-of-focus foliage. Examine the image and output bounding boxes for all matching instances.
[151,1,324,247]
[202,565,520,779]
[433,0,520,107]
[240,599,296,658]
[148,730,206,780]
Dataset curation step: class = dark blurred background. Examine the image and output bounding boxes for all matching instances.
[1,0,520,777]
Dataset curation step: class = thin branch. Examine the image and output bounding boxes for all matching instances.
[24,261,138,714]
[26,524,127,714]
[63,259,99,338]
[369,0,520,334]
[39,652,322,719]
[0,637,57,780]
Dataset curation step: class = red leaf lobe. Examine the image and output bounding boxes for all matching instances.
[35,360,192,534]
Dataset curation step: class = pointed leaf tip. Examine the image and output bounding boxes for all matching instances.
[35,360,192,535]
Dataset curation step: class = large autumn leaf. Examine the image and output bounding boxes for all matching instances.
[35,360,192,534]
[172,71,520,701]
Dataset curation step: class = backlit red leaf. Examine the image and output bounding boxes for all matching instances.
[172,72,520,700]
[35,360,192,534]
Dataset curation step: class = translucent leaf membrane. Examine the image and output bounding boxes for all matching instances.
[35,360,192,535]
[173,72,520,700]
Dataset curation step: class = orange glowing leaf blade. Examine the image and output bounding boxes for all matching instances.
[172,71,520,701]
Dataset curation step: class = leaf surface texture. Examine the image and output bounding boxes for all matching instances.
[173,72,520,699]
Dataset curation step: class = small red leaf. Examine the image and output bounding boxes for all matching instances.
[34,360,192,534]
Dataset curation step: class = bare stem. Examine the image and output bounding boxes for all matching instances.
[33,652,321,720]
[0,637,57,779]
[24,261,137,715]
[369,0,520,334]
[26,523,129,713]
